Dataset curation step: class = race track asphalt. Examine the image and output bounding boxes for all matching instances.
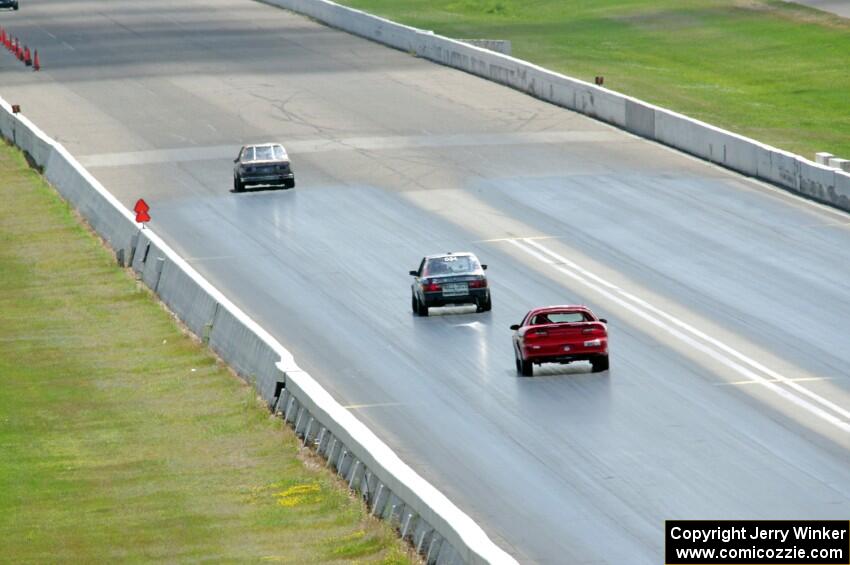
[1,1,849,562]
[788,0,850,17]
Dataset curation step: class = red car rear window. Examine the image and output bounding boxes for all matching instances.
[531,311,590,325]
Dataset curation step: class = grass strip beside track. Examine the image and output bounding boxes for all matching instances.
[0,141,411,564]
[337,0,850,159]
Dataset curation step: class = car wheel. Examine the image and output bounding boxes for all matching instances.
[416,297,429,317]
[482,294,492,312]
[591,355,610,373]
[516,354,533,377]
[285,179,295,189]
[520,358,533,377]
[233,177,244,193]
[411,294,418,314]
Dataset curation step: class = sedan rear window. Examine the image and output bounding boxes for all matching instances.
[532,311,589,324]
[241,146,255,161]
[254,146,274,161]
[423,255,479,276]
[274,145,287,160]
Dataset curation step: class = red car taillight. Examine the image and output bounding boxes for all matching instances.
[468,278,487,288]
[422,281,441,292]
[526,329,548,338]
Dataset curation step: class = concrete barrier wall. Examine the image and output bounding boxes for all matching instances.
[156,259,220,338]
[261,0,850,214]
[208,307,283,405]
[799,160,841,205]
[0,95,517,565]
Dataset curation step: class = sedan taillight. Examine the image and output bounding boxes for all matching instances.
[422,281,441,292]
[468,278,487,288]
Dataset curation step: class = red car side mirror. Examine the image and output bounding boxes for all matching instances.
[510,324,520,331]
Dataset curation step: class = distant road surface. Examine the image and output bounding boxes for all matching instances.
[789,0,850,17]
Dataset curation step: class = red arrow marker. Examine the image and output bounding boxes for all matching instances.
[134,198,151,224]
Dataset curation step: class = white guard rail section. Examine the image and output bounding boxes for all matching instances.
[0,98,518,565]
[260,0,850,213]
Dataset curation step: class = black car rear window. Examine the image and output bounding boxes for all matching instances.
[423,255,479,276]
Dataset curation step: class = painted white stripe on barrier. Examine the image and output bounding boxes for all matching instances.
[505,237,850,433]
[0,96,518,565]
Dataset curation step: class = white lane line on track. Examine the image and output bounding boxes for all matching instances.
[719,377,832,387]
[504,237,850,433]
[343,402,407,410]
[477,235,559,243]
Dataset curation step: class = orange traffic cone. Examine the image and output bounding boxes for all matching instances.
[33,50,40,71]
[24,46,31,66]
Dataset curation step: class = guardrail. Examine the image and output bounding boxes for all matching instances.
[0,97,518,565]
[260,0,850,213]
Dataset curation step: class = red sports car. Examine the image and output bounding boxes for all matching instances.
[511,305,609,376]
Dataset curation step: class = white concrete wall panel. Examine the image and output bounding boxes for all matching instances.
[208,307,285,405]
[155,260,221,338]
[625,100,656,139]
[799,160,837,203]
[834,171,850,209]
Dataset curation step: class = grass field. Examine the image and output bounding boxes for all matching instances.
[0,141,411,563]
[337,0,850,160]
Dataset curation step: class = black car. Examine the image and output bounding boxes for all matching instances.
[0,0,19,9]
[410,252,491,316]
[233,143,294,192]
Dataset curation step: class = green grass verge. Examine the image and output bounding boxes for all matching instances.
[337,0,850,159]
[0,141,412,564]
